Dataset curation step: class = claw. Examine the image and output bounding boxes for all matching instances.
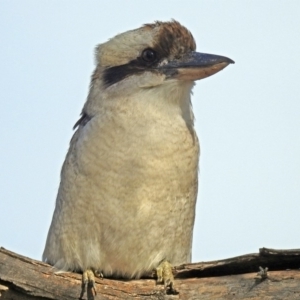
[156,261,178,294]
[79,269,97,300]
[94,269,104,279]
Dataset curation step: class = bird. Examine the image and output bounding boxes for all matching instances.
[43,20,234,296]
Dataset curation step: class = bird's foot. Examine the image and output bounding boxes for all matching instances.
[79,269,102,300]
[156,261,178,294]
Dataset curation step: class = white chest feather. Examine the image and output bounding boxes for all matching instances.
[43,81,199,278]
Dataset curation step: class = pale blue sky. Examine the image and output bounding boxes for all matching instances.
[1,1,300,263]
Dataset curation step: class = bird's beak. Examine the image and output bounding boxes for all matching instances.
[160,51,234,81]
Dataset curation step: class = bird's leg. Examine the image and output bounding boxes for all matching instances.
[156,261,178,294]
[79,269,97,300]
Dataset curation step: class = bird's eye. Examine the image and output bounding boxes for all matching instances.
[141,48,157,63]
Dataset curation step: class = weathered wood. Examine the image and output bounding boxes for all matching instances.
[175,247,300,278]
[1,247,300,299]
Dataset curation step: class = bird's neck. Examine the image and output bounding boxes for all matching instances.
[83,77,195,129]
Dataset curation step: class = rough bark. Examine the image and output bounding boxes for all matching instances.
[0,247,300,299]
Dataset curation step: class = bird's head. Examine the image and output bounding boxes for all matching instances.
[81,20,234,123]
[94,20,233,89]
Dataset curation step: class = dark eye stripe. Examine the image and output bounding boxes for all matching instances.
[103,50,161,87]
[103,63,142,86]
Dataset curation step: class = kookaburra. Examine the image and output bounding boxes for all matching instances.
[43,20,234,295]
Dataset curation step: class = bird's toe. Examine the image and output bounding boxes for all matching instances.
[156,261,178,294]
[79,269,97,300]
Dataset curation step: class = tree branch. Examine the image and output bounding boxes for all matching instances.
[0,247,300,299]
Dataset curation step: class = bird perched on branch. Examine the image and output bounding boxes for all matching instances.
[43,20,234,296]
